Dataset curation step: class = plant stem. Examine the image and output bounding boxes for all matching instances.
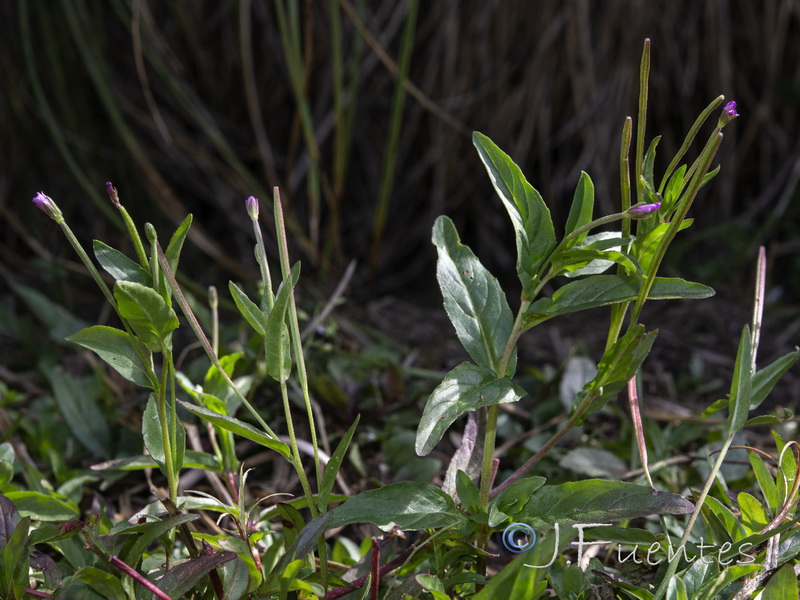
[628,133,723,326]
[651,435,735,600]
[273,189,323,489]
[157,349,178,503]
[489,388,598,500]
[634,39,650,206]
[279,382,318,518]
[156,244,281,441]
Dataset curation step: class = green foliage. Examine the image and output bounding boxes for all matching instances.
[9,38,798,600]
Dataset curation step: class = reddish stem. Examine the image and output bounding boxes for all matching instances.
[109,556,174,600]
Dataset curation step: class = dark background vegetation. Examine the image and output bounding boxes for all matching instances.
[2,1,799,401]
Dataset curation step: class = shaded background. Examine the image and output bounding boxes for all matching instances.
[2,0,799,369]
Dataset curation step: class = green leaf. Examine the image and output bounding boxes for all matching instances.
[266,262,300,383]
[73,567,127,600]
[93,241,150,284]
[748,450,780,516]
[473,537,555,599]
[432,216,515,375]
[328,482,466,531]
[142,394,185,475]
[578,325,657,418]
[204,352,244,401]
[557,247,642,279]
[158,552,237,598]
[699,495,742,544]
[0,494,21,553]
[219,557,250,600]
[750,348,799,410]
[632,218,693,272]
[666,577,688,600]
[178,400,291,460]
[90,450,220,472]
[119,514,200,565]
[564,171,594,244]
[472,132,556,294]
[762,565,798,600]
[114,280,179,352]
[517,480,693,528]
[3,491,78,521]
[455,470,480,513]
[726,326,753,434]
[67,326,155,389]
[318,416,359,512]
[46,367,111,457]
[3,515,29,600]
[527,275,714,322]
[737,491,769,535]
[696,564,761,599]
[416,362,525,456]
[54,575,108,600]
[165,215,193,273]
[229,282,268,336]
[492,476,546,516]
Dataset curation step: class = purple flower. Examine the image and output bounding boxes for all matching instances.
[32,191,63,221]
[246,195,259,220]
[720,101,739,126]
[626,202,661,219]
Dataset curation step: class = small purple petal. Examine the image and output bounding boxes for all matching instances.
[246,195,259,220]
[628,202,661,215]
[106,181,121,208]
[722,101,738,119]
[32,191,64,221]
[32,191,51,213]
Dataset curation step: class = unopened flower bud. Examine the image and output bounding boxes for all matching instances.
[106,181,121,209]
[246,196,259,221]
[32,191,64,222]
[626,202,661,219]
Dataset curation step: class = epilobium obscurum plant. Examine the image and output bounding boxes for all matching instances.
[7,39,798,600]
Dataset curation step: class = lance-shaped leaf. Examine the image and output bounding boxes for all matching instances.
[318,416,359,512]
[517,479,694,528]
[93,241,151,285]
[114,280,179,352]
[178,400,291,460]
[726,325,754,434]
[526,275,714,326]
[265,262,300,383]
[632,218,693,272]
[564,171,595,245]
[749,348,799,410]
[328,482,465,531]
[416,362,525,456]
[142,394,185,475]
[578,325,657,418]
[473,132,556,294]
[229,281,267,336]
[164,215,192,273]
[157,552,238,599]
[67,326,155,389]
[433,216,515,375]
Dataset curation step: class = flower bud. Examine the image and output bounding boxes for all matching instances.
[32,191,64,222]
[626,202,661,219]
[720,101,739,125]
[246,196,259,221]
[106,181,121,209]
